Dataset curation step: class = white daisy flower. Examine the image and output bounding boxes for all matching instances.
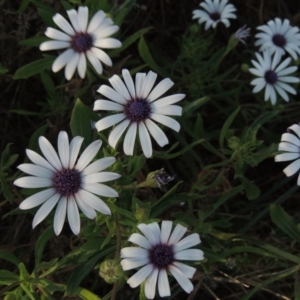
[39,6,122,80]
[121,221,204,299]
[249,50,299,105]
[93,69,185,158]
[275,124,300,185]
[192,0,237,31]
[14,131,120,235]
[255,18,300,60]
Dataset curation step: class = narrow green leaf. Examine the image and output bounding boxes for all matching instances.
[0,250,21,266]
[0,270,19,280]
[18,263,30,280]
[9,110,40,116]
[70,99,93,148]
[239,175,260,200]
[219,106,240,149]
[0,63,8,74]
[13,56,54,79]
[35,226,54,267]
[19,36,48,47]
[183,97,210,115]
[74,287,101,300]
[1,176,14,203]
[270,204,300,243]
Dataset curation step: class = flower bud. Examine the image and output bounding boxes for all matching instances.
[99,259,123,284]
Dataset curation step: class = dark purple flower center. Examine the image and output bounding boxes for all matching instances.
[71,32,93,53]
[272,34,286,48]
[210,12,221,21]
[124,98,151,122]
[53,169,81,196]
[264,70,278,84]
[149,244,174,268]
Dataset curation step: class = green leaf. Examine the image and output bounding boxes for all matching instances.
[0,250,21,266]
[18,263,30,280]
[109,27,151,57]
[138,36,167,77]
[19,36,48,47]
[239,175,261,200]
[70,99,93,148]
[9,110,40,116]
[66,246,115,295]
[1,176,14,203]
[35,226,54,267]
[219,106,240,149]
[13,56,54,79]
[183,97,210,116]
[0,63,8,74]
[270,204,300,243]
[295,272,300,300]
[1,143,18,171]
[0,270,19,280]
[27,124,48,153]
[12,0,30,13]
[74,287,101,300]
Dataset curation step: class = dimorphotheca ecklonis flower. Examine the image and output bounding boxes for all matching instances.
[93,69,185,158]
[121,221,204,299]
[192,0,237,31]
[14,131,120,235]
[40,6,121,80]
[249,50,299,105]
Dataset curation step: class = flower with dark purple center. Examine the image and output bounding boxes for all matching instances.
[264,70,278,84]
[71,32,94,53]
[210,12,221,21]
[124,98,151,122]
[53,169,81,196]
[149,244,174,268]
[272,34,286,48]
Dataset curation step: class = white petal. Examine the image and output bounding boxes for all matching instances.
[275,152,300,162]
[94,38,122,49]
[128,233,151,249]
[67,196,80,235]
[281,133,300,147]
[74,196,96,219]
[84,172,120,183]
[65,52,79,80]
[95,114,126,132]
[168,223,187,245]
[123,123,137,156]
[53,196,67,235]
[83,183,118,197]
[14,176,52,188]
[97,85,127,104]
[289,124,300,139]
[145,119,168,147]
[94,25,119,39]
[153,105,182,116]
[109,74,131,100]
[19,188,56,210]
[53,13,75,36]
[142,71,157,99]
[82,157,116,175]
[158,269,171,297]
[283,159,300,176]
[17,163,53,178]
[121,257,149,271]
[26,149,56,172]
[39,40,70,51]
[120,247,149,258]
[39,136,62,170]
[87,10,106,32]
[94,99,123,111]
[147,78,174,102]
[135,73,146,98]
[174,249,205,261]
[66,9,80,32]
[278,142,300,152]
[45,27,71,41]
[145,268,159,300]
[57,131,69,168]
[127,264,153,288]
[52,48,75,73]
[173,262,196,279]
[168,265,194,294]
[69,136,84,169]
[90,47,112,66]
[76,189,111,215]
[137,223,158,246]
[78,6,88,32]
[75,140,102,172]
[139,122,152,158]
[86,51,103,75]
[32,193,61,228]
[108,119,130,149]
[77,53,87,79]
[160,221,173,244]
[150,114,180,132]
[153,94,185,107]
[173,233,201,252]
[122,69,136,98]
